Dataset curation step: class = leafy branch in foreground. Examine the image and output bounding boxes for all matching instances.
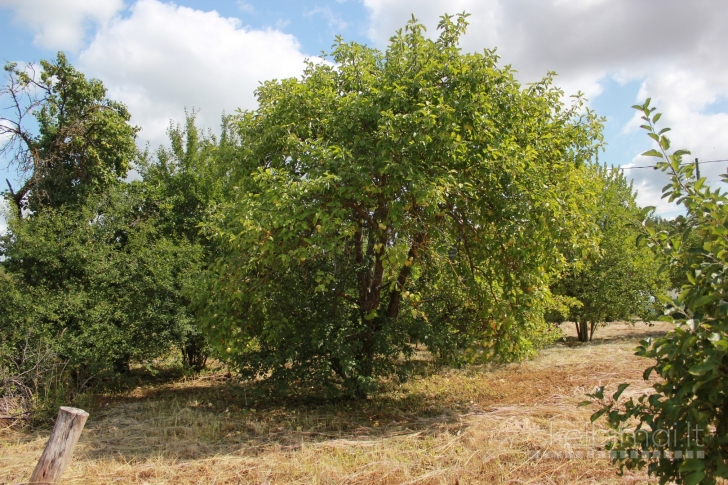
[588,98,728,485]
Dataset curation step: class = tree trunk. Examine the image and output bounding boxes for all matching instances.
[112,354,130,374]
[182,334,208,372]
[352,330,375,399]
[29,406,89,484]
[576,320,589,342]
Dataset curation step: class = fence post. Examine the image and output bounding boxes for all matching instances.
[695,157,701,180]
[29,407,89,484]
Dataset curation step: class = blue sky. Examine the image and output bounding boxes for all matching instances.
[2,0,728,227]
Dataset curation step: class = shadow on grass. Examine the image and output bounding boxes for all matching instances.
[36,324,664,464]
[557,321,672,347]
[80,359,482,463]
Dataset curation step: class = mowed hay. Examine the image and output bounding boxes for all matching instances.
[0,322,671,484]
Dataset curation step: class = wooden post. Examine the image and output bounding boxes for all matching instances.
[695,157,701,180]
[29,407,89,484]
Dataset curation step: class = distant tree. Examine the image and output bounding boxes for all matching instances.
[136,111,239,370]
[0,52,138,215]
[550,165,666,341]
[196,14,604,397]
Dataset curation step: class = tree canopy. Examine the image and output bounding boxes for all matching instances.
[549,164,666,341]
[195,14,604,397]
[1,52,138,215]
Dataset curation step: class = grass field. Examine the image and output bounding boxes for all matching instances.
[0,322,673,484]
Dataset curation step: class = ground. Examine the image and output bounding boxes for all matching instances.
[0,322,672,484]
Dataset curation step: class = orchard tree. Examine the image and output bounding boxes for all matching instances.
[550,165,666,341]
[1,52,138,215]
[136,111,240,370]
[197,14,604,397]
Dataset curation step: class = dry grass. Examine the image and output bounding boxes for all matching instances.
[0,322,672,484]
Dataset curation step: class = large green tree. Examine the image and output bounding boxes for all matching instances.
[1,52,138,215]
[196,15,604,397]
[550,165,666,341]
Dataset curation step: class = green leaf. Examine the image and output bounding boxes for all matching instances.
[590,408,608,423]
[673,149,691,158]
[612,383,630,401]
[693,294,717,308]
[683,471,706,485]
[712,340,728,351]
[660,136,671,150]
[641,149,663,158]
[688,361,716,376]
[680,459,705,473]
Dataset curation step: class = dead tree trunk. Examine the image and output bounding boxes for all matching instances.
[29,406,89,484]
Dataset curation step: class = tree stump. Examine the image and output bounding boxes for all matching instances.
[29,407,89,484]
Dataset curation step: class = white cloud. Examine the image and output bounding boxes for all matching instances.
[0,198,8,235]
[362,0,728,213]
[306,7,349,31]
[236,1,255,15]
[621,66,728,210]
[363,0,722,91]
[77,0,309,148]
[0,0,124,51]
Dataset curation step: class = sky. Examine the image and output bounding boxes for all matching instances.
[2,0,728,232]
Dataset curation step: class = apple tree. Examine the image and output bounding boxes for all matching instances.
[197,14,604,397]
[549,164,666,342]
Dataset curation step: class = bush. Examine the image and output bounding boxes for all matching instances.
[1,186,202,383]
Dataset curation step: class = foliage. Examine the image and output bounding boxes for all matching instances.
[588,99,728,484]
[0,185,202,380]
[136,111,239,370]
[196,14,604,397]
[652,214,704,291]
[1,52,138,215]
[549,164,666,341]
[137,110,237,242]
[0,267,56,421]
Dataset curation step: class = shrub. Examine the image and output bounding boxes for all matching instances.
[1,186,202,382]
[588,99,728,484]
